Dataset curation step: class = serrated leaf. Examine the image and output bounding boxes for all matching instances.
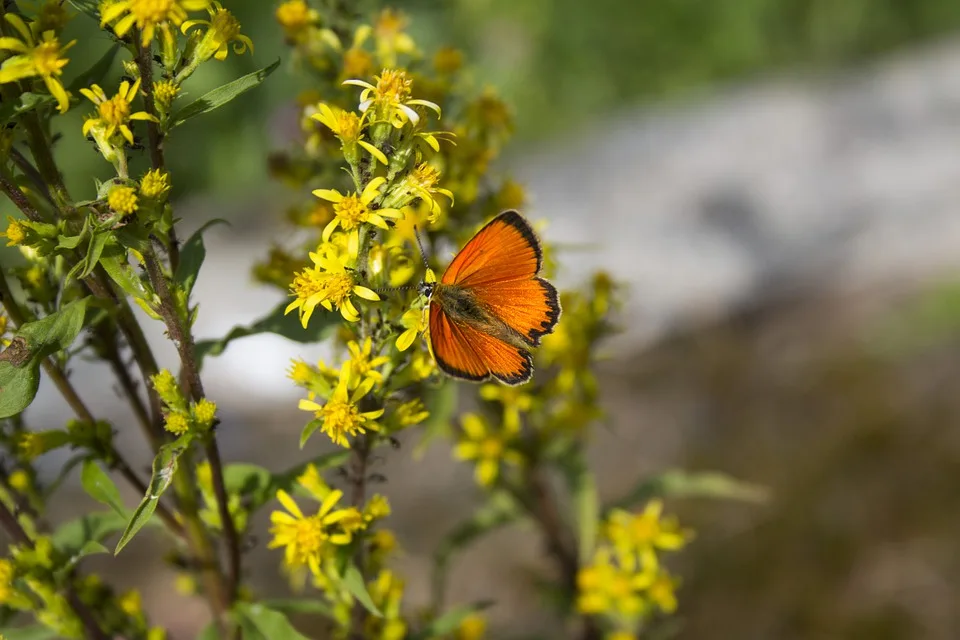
[194,299,338,370]
[66,0,100,20]
[409,601,494,640]
[0,298,92,418]
[175,219,227,297]
[234,602,310,640]
[68,43,120,93]
[80,459,128,518]
[0,625,59,640]
[115,435,193,553]
[608,469,769,513]
[343,564,383,617]
[171,59,280,128]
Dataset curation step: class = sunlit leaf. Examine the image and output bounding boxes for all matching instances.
[170,59,280,128]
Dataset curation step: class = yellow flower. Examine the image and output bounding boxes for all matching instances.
[81,79,157,146]
[648,570,679,614]
[456,613,487,640]
[313,178,402,254]
[275,0,318,42]
[1,217,25,247]
[100,0,210,47]
[287,358,315,386]
[372,9,416,67]
[396,305,427,351]
[363,494,390,521]
[153,79,180,112]
[311,103,387,165]
[296,464,333,502]
[454,413,523,487]
[371,529,397,556]
[140,168,171,199]
[164,412,189,435]
[346,338,388,389]
[268,488,355,576]
[8,470,29,492]
[434,46,463,76]
[395,398,429,427]
[0,15,74,113]
[605,500,689,571]
[392,163,453,222]
[107,184,139,216]
[344,69,441,127]
[151,369,179,403]
[181,1,253,62]
[479,384,533,431]
[298,363,383,448]
[192,398,217,427]
[576,548,652,618]
[285,243,380,326]
[0,558,14,604]
[21,0,72,35]
[118,589,143,617]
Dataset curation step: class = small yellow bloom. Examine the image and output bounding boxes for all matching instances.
[296,464,333,502]
[100,0,210,47]
[372,9,417,67]
[313,178,402,254]
[275,0,318,42]
[395,398,429,427]
[479,384,533,431]
[1,217,26,247]
[396,305,427,352]
[298,363,383,448]
[346,338,388,389]
[153,79,180,112]
[268,488,356,576]
[392,163,453,222]
[0,558,15,605]
[434,46,463,76]
[454,413,523,487]
[193,398,217,427]
[8,470,29,492]
[118,589,142,616]
[22,0,72,35]
[456,612,487,640]
[0,14,74,113]
[344,69,441,128]
[311,103,388,165]
[285,243,380,326]
[605,500,689,570]
[164,412,189,435]
[140,168,171,199]
[181,1,253,62]
[287,358,315,386]
[107,185,139,217]
[151,369,179,403]
[363,494,390,521]
[648,570,680,614]
[576,548,652,618]
[81,79,157,146]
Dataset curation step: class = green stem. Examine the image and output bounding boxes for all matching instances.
[21,112,71,214]
[0,174,43,222]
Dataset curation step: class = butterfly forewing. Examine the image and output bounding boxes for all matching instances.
[441,210,542,286]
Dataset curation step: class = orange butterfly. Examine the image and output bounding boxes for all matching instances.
[421,210,561,385]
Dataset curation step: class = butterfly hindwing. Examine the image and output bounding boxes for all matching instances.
[441,210,542,287]
[429,304,533,385]
[469,276,560,346]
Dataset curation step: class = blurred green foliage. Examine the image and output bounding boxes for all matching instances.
[44,0,960,199]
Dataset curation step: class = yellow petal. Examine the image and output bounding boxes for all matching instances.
[358,140,388,165]
[353,285,380,301]
[276,490,304,519]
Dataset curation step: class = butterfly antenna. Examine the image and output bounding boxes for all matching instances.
[413,225,430,269]
[376,285,413,295]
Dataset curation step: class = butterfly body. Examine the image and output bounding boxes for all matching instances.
[424,210,560,385]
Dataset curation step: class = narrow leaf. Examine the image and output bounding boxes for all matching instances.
[175,219,228,297]
[235,602,311,640]
[260,598,334,617]
[194,299,338,370]
[66,0,100,20]
[0,625,59,640]
[79,232,112,279]
[115,435,192,553]
[608,469,769,513]
[343,564,383,617]
[68,43,120,93]
[171,59,280,128]
[80,460,127,518]
[409,602,494,640]
[51,510,129,554]
[0,92,55,124]
[100,248,150,300]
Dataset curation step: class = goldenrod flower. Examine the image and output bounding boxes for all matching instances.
[107,184,139,216]
[605,500,689,571]
[454,413,523,487]
[140,168,171,199]
[1,217,25,247]
[313,178,402,253]
[8,470,29,491]
[576,548,652,618]
[164,412,189,435]
[372,9,416,67]
[311,103,387,165]
[648,570,680,614]
[363,494,390,522]
[344,69,440,127]
[268,488,355,576]
[367,569,407,639]
[479,384,533,431]
[434,46,463,76]
[192,398,217,427]
[391,163,453,222]
[287,358,315,386]
[0,558,14,604]
[298,363,383,447]
[118,589,143,617]
[20,0,72,35]
[81,79,157,146]
[100,0,210,47]
[346,338,388,389]
[275,0,318,43]
[296,464,333,502]
[456,613,487,640]
[285,244,380,326]
[395,398,429,427]
[0,14,74,113]
[181,1,253,63]
[153,79,180,112]
[151,369,179,404]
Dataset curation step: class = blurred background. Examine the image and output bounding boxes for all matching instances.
[12,0,960,637]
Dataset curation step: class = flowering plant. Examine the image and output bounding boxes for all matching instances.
[0,1,763,638]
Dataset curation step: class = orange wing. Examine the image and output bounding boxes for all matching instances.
[442,210,542,287]
[429,304,533,385]
[469,277,559,346]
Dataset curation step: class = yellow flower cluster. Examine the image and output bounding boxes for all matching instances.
[577,501,691,636]
[151,369,216,436]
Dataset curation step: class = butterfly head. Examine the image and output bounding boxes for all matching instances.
[418,280,435,300]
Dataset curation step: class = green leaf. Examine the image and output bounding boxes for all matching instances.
[194,299,338,370]
[115,435,193,553]
[100,247,150,300]
[234,602,310,640]
[0,297,92,418]
[79,232,112,279]
[432,492,523,608]
[196,622,219,640]
[80,459,128,518]
[259,598,334,617]
[170,59,280,128]
[299,419,322,449]
[342,564,383,617]
[607,469,769,513]
[0,625,59,640]
[175,219,228,297]
[68,43,120,94]
[0,92,55,124]
[409,602,493,640]
[66,0,100,20]
[51,510,129,554]
[562,452,599,563]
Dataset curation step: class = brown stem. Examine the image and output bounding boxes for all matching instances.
[143,250,241,603]
[0,502,109,640]
[0,174,43,222]
[347,435,371,639]
[21,112,71,213]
